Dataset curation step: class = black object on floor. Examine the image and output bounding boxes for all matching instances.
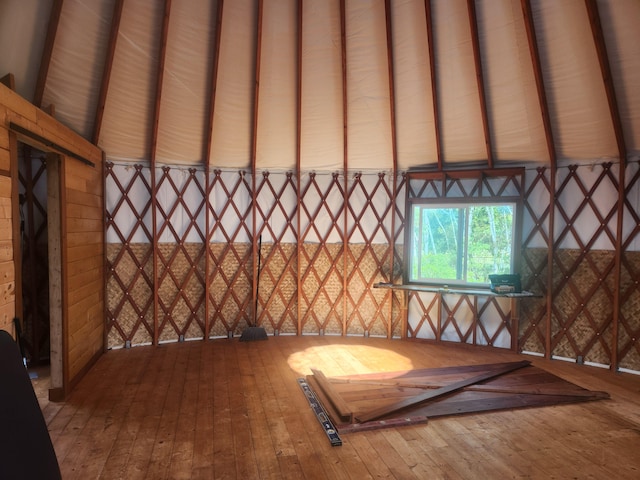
[0,329,61,480]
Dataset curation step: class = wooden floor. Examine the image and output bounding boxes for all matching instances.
[39,336,640,479]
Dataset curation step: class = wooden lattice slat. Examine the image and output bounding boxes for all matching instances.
[618,161,640,370]
[519,167,552,354]
[344,172,395,336]
[298,172,345,334]
[550,164,619,364]
[154,166,206,342]
[254,171,298,334]
[206,170,253,337]
[105,163,155,346]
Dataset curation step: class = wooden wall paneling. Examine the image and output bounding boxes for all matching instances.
[104,163,154,347]
[154,166,206,342]
[0,129,15,334]
[550,164,618,365]
[206,170,253,337]
[1,82,103,398]
[62,151,104,389]
[345,173,394,337]
[253,171,298,335]
[298,173,345,335]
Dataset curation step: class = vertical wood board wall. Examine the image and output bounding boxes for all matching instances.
[0,83,104,395]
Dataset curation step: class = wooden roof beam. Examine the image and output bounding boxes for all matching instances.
[150,0,173,345]
[466,0,493,168]
[585,0,627,371]
[424,0,442,170]
[93,0,125,145]
[520,0,557,359]
[34,0,64,108]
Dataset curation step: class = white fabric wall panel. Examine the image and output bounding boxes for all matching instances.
[300,0,344,171]
[477,0,547,163]
[532,0,617,162]
[99,0,163,162]
[156,0,216,165]
[0,0,52,101]
[345,0,393,170]
[256,0,298,171]
[597,0,640,157]
[209,0,256,169]
[43,0,112,139]
[392,0,437,170]
[433,0,486,163]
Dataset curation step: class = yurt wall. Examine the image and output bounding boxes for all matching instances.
[0,82,104,396]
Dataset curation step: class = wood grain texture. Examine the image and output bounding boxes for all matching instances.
[36,336,640,479]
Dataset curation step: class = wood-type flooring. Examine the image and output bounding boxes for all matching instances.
[37,336,640,479]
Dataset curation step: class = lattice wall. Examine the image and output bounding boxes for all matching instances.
[105,161,640,372]
[105,164,402,347]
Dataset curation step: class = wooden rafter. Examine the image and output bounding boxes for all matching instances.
[466,0,493,167]
[34,0,64,108]
[521,0,556,359]
[251,0,264,328]
[296,0,303,335]
[150,0,173,344]
[340,0,348,336]
[93,0,124,145]
[585,0,627,371]
[424,0,442,170]
[384,0,397,338]
[204,0,225,338]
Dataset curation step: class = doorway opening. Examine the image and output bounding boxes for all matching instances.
[17,142,63,401]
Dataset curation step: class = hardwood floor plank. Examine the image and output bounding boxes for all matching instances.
[39,336,640,479]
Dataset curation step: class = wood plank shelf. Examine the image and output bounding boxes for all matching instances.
[374,282,541,351]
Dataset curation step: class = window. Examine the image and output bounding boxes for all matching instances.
[408,202,517,286]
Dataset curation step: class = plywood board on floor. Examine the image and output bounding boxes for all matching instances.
[306,361,610,433]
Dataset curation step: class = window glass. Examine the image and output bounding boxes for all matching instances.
[409,203,515,285]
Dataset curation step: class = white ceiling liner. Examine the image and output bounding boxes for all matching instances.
[209,0,255,169]
[2,0,639,170]
[300,0,344,171]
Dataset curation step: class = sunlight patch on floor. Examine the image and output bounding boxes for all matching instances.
[287,343,414,377]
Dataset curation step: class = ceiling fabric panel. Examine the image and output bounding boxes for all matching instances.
[2,0,639,170]
[433,0,486,164]
[532,0,617,162]
[209,0,257,169]
[0,0,52,102]
[477,0,547,163]
[42,0,113,139]
[155,0,217,166]
[99,0,164,162]
[391,0,437,170]
[255,0,298,171]
[300,0,344,172]
[345,0,393,171]
[596,0,640,160]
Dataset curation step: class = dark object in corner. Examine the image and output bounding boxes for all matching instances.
[239,325,268,342]
[0,330,61,479]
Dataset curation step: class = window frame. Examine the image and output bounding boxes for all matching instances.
[403,169,524,289]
